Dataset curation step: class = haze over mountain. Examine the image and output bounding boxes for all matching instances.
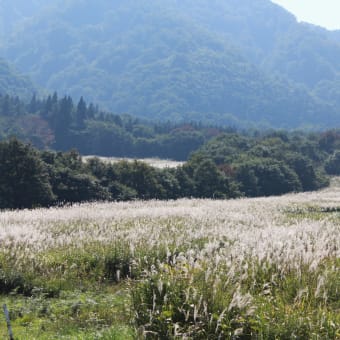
[0,58,35,98]
[0,0,61,40]
[1,0,340,128]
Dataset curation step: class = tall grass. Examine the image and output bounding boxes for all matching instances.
[0,178,339,338]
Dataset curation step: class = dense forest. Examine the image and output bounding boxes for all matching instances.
[1,128,339,209]
[0,93,232,160]
[0,90,339,210]
[1,0,340,128]
[0,58,34,98]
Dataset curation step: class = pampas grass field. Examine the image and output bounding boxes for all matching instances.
[0,178,339,339]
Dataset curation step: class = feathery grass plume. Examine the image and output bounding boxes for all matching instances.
[0,178,339,337]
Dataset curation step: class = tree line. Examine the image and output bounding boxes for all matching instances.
[0,92,230,160]
[0,130,339,209]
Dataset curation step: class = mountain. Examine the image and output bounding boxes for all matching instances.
[0,0,62,41]
[0,0,340,128]
[0,58,35,98]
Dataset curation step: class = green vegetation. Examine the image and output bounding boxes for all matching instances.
[1,0,340,128]
[1,125,339,209]
[1,289,134,339]
[0,58,34,99]
[194,130,340,194]
[0,2,339,336]
[0,93,225,159]
[0,138,54,209]
[0,92,338,208]
[132,258,340,338]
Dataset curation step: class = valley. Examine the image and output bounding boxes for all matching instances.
[0,1,339,338]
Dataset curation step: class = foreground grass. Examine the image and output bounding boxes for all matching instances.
[0,178,339,338]
[1,286,134,339]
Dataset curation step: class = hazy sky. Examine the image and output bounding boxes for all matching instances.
[271,0,340,30]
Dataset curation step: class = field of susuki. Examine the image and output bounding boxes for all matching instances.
[0,179,339,339]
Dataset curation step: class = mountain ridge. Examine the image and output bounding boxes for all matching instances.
[0,0,339,128]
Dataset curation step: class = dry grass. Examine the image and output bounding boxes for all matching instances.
[82,156,184,168]
[0,178,339,338]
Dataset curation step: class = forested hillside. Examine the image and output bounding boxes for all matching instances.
[0,0,61,40]
[1,90,338,210]
[1,0,340,128]
[0,58,34,98]
[0,93,228,160]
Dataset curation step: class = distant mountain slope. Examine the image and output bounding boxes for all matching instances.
[173,1,340,87]
[1,0,339,128]
[0,0,61,41]
[0,58,35,98]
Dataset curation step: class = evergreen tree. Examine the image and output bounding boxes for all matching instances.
[54,95,73,149]
[76,96,87,128]
[28,93,38,114]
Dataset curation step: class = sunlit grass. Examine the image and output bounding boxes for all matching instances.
[0,178,339,338]
[82,156,184,169]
